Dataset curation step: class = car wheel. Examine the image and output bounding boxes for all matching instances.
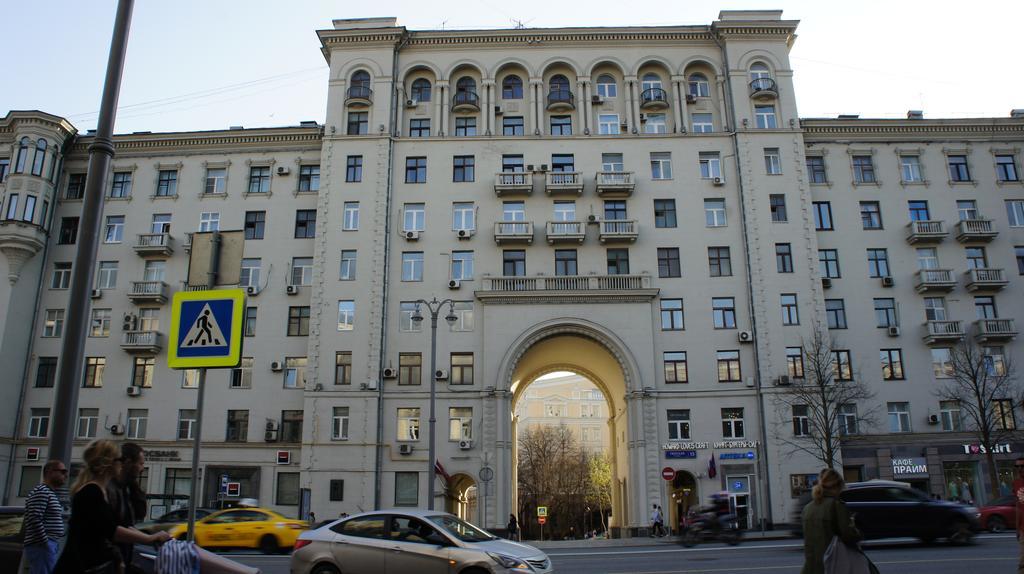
[311,564,340,574]
[460,569,489,574]
[948,520,974,545]
[988,516,1006,533]
[259,534,280,554]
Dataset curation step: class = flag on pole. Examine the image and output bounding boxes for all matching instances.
[434,460,451,485]
[708,455,717,479]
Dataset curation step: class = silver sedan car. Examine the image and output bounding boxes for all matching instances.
[290,509,553,574]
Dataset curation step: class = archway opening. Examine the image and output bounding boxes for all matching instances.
[669,470,699,534]
[445,473,478,523]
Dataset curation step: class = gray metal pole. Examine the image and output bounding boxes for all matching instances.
[427,309,438,510]
[49,0,134,466]
[186,368,207,542]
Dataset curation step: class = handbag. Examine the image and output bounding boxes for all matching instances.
[823,499,879,574]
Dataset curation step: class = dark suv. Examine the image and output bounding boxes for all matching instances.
[841,481,980,544]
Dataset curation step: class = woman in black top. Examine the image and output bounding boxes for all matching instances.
[54,440,169,574]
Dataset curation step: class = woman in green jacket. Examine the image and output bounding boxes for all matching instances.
[801,468,862,574]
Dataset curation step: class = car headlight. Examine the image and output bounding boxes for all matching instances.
[487,552,531,570]
[966,507,981,518]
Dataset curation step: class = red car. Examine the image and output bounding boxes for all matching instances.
[980,495,1016,532]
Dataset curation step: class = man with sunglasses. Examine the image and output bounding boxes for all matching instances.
[1015,457,1024,574]
[24,459,68,574]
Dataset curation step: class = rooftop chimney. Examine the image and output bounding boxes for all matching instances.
[907,110,924,120]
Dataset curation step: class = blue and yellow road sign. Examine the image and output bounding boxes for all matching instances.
[168,289,245,369]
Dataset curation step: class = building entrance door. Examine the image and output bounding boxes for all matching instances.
[726,475,751,529]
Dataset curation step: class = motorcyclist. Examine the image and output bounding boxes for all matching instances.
[704,492,731,534]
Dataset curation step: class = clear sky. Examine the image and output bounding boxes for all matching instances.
[4,0,1020,134]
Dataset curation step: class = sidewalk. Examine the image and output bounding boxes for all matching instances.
[528,529,795,550]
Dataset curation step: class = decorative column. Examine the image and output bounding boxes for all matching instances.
[483,79,496,136]
[582,80,593,135]
[575,77,587,134]
[626,76,641,135]
[439,80,450,137]
[395,84,406,137]
[434,81,445,136]
[672,75,688,133]
[716,78,729,131]
[530,79,544,135]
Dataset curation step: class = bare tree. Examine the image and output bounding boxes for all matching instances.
[934,336,1019,496]
[517,425,592,539]
[771,327,878,469]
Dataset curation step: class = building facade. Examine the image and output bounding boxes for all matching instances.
[0,11,1021,535]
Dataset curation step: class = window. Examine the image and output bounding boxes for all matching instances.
[284,358,307,389]
[96,261,118,289]
[650,152,672,179]
[337,300,355,331]
[551,154,574,174]
[699,153,721,179]
[721,408,745,438]
[451,155,475,182]
[985,346,1007,377]
[454,117,476,137]
[957,200,979,221]
[90,309,111,337]
[82,357,106,388]
[994,399,1016,430]
[664,352,688,384]
[291,257,313,286]
[764,148,782,174]
[230,358,253,389]
[776,243,793,273]
[881,349,905,380]
[643,113,666,134]
[658,248,680,278]
[503,250,526,276]
[712,298,736,329]
[198,168,225,196]
[965,246,987,270]
[704,199,727,227]
[332,407,350,440]
[77,408,99,439]
[660,299,684,331]
[177,410,197,440]
[806,156,827,183]
[294,210,316,238]
[832,350,853,381]
[717,351,741,382]
[403,203,425,232]
[35,357,57,388]
[598,114,620,135]
[248,166,270,193]
[996,155,1019,182]
[888,402,911,433]
[770,194,786,222]
[21,195,37,222]
[14,138,28,173]
[908,200,930,222]
[449,301,474,332]
[1007,200,1024,227]
[342,201,360,231]
[852,155,876,183]
[287,306,310,336]
[451,251,473,281]
[754,105,777,129]
[502,116,524,136]
[948,155,971,182]
[199,212,220,232]
[1016,246,1024,275]
[409,119,430,138]
[668,409,691,439]
[874,298,897,328]
[241,211,265,240]
[153,169,178,197]
[866,249,890,278]
[296,165,320,192]
[450,353,474,385]
[43,309,64,338]
[916,248,939,270]
[792,405,810,437]
[346,156,363,182]
[786,347,804,379]
[825,299,847,329]
[448,407,473,441]
[931,348,953,379]
[688,73,710,97]
[0,158,8,183]
[138,307,159,332]
[226,410,249,442]
[781,294,800,325]
[280,410,303,442]
[940,400,962,431]
[182,369,199,388]
[691,113,713,133]
[276,472,300,506]
[395,472,419,507]
[975,295,998,319]
[110,171,132,198]
[58,217,79,244]
[401,252,423,282]
[819,249,840,279]
[813,202,833,230]
[452,202,475,232]
[335,250,356,281]
[554,249,577,276]
[104,215,124,243]
[398,408,420,440]
[595,74,617,98]
[30,139,46,176]
[132,357,155,388]
[860,202,883,229]
[244,307,257,337]
[838,404,859,435]
[399,353,422,386]
[550,115,572,136]
[127,409,148,439]
[924,297,947,321]
[405,157,426,183]
[347,111,368,135]
[708,247,732,277]
[654,199,676,228]
[900,155,922,182]
[28,409,49,438]
[607,248,630,275]
[410,78,432,102]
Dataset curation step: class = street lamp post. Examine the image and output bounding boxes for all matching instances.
[411,297,458,510]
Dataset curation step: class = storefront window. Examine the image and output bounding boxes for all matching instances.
[942,461,979,504]
[996,460,1015,496]
[790,474,818,498]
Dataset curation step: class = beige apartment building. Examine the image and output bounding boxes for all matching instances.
[515,372,610,453]
[0,11,1022,535]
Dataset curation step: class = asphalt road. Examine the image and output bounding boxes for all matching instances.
[195,533,1020,574]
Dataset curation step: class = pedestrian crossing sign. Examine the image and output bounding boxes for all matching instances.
[168,289,245,369]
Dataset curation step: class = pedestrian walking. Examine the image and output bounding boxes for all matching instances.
[657,505,666,536]
[24,459,68,574]
[507,514,519,541]
[110,443,148,574]
[650,504,661,537]
[1013,457,1024,574]
[54,440,169,574]
[800,468,862,574]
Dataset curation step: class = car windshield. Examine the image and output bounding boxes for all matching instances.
[427,515,496,542]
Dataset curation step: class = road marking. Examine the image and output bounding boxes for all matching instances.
[608,556,1016,574]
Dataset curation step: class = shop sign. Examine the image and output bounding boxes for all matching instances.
[663,441,710,450]
[719,451,756,460]
[892,457,929,478]
[665,450,698,459]
[145,450,181,461]
[714,440,760,449]
[962,443,1012,455]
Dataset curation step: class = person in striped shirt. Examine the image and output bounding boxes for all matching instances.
[24,459,68,574]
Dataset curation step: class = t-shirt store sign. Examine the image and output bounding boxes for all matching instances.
[892,457,929,479]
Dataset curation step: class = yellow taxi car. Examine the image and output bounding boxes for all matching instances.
[167,507,307,553]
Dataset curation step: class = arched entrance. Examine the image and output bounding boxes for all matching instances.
[669,470,699,534]
[445,473,478,523]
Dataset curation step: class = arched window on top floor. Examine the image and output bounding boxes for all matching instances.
[351,70,371,88]
[750,62,771,81]
[687,73,710,98]
[502,75,523,99]
[14,137,29,173]
[349,70,372,100]
[31,138,47,177]
[410,78,432,102]
[549,74,570,94]
[596,74,617,98]
[456,76,477,95]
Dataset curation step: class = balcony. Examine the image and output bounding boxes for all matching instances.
[906,220,948,244]
[598,219,638,243]
[545,221,585,244]
[955,219,998,243]
[477,274,658,304]
[749,77,779,100]
[595,171,635,197]
[545,171,583,195]
[975,318,1018,342]
[965,268,1008,292]
[345,85,373,107]
[120,330,163,354]
[493,221,534,244]
[546,89,575,111]
[493,172,533,196]
[452,90,480,113]
[128,281,169,304]
[639,88,669,110]
[914,269,956,292]
[133,233,174,257]
[922,320,965,345]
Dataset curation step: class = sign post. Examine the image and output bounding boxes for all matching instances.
[537,506,548,541]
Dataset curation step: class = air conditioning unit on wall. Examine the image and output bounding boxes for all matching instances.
[738,330,753,343]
